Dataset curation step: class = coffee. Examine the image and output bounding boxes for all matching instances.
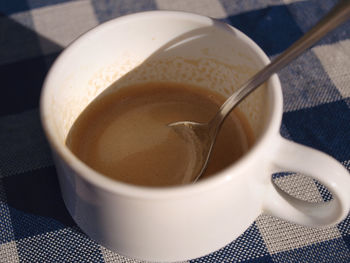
[66,82,254,187]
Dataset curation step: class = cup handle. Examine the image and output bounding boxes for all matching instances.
[262,135,350,226]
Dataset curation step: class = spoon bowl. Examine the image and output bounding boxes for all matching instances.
[169,121,214,183]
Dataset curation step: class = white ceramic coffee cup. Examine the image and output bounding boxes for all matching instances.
[40,11,350,262]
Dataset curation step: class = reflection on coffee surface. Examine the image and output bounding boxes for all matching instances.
[66,82,254,187]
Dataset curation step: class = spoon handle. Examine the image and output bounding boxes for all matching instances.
[210,0,350,130]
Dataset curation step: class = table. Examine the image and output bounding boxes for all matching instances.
[1,0,349,262]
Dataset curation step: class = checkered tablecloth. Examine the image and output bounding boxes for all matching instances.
[1,0,350,262]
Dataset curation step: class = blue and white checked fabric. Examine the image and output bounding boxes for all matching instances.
[1,0,350,262]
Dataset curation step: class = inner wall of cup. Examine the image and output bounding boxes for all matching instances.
[46,14,269,145]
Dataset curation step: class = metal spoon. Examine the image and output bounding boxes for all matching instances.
[169,0,350,184]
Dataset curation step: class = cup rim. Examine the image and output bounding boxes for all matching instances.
[40,10,283,199]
